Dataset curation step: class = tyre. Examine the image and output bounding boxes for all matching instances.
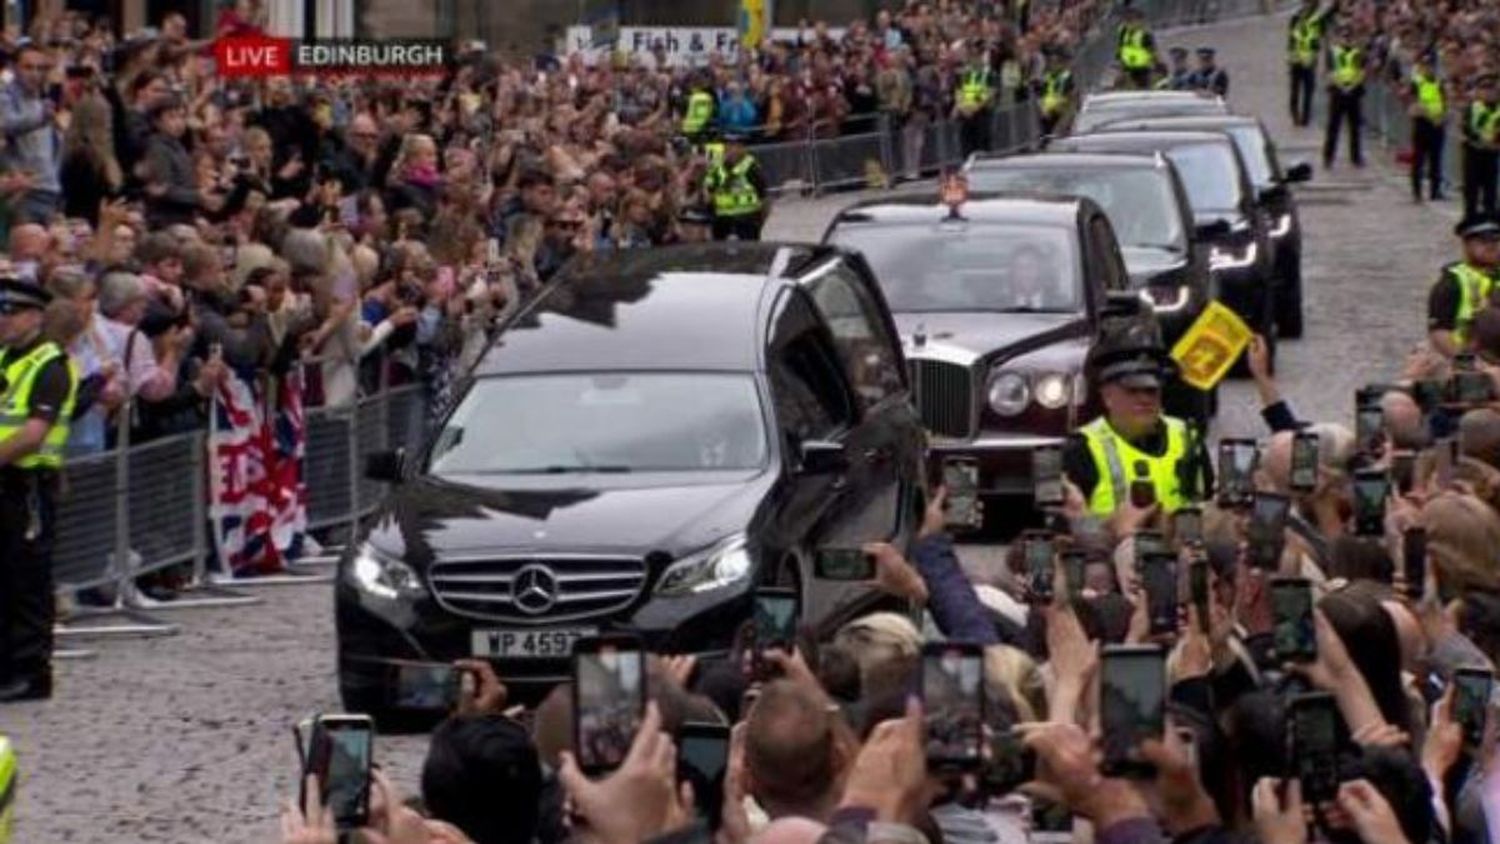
[1275,259,1305,339]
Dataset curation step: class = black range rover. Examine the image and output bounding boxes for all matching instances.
[337,245,926,713]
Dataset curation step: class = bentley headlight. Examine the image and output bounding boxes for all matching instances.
[1269,213,1294,238]
[656,535,752,596]
[348,543,425,601]
[1210,240,1258,271]
[1034,373,1071,410]
[987,371,1030,416]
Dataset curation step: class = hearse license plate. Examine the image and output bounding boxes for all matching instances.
[471,627,595,659]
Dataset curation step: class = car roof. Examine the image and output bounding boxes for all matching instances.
[832,192,1087,226]
[1082,90,1216,105]
[1098,114,1264,132]
[967,151,1169,173]
[1055,130,1235,152]
[474,244,826,375]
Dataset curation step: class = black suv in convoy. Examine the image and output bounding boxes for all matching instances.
[338,245,926,714]
[822,193,1139,505]
[963,151,1213,420]
[1051,130,1278,368]
[1095,114,1313,337]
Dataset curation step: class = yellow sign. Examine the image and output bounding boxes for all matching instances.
[740,0,768,48]
[1170,300,1252,390]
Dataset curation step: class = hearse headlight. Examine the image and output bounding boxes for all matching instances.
[656,534,752,596]
[348,543,425,601]
[1034,373,1071,410]
[987,371,1030,416]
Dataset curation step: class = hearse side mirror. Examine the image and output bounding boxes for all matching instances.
[365,449,406,483]
[1258,183,1289,203]
[798,440,849,475]
[1284,161,1313,184]
[1194,220,1231,240]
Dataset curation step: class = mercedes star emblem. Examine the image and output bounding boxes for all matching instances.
[511,564,559,615]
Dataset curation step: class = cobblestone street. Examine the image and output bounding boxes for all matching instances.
[0,11,1471,843]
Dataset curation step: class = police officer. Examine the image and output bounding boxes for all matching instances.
[1036,47,1076,137]
[1063,321,1211,519]
[1462,74,1500,218]
[1287,0,1331,127]
[1427,213,1500,358]
[1160,46,1193,90]
[0,278,77,702]
[1190,47,1229,97]
[953,45,995,156]
[1408,52,1447,203]
[1116,7,1157,90]
[704,136,767,241]
[1323,25,1368,169]
[680,73,716,143]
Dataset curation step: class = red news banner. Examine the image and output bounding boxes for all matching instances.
[215,35,450,78]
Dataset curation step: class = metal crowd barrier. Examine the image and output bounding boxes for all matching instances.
[51,370,431,635]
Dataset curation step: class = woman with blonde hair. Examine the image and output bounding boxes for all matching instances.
[60,91,123,225]
[386,133,442,222]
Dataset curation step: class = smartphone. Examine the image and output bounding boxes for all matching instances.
[1173,506,1203,548]
[1061,550,1087,603]
[1134,530,1170,560]
[1290,432,1320,494]
[943,458,983,529]
[1436,437,1458,489]
[304,714,374,831]
[1289,692,1341,804]
[1454,370,1494,405]
[1271,577,1316,664]
[677,722,731,831]
[293,715,316,770]
[1383,523,1417,601]
[1247,493,1291,571]
[813,548,874,581]
[1217,439,1257,508]
[1391,450,1417,496]
[1454,668,1494,748]
[983,726,1038,795]
[921,642,985,770]
[1140,552,1179,636]
[572,635,647,775]
[1099,644,1166,778]
[1413,378,1446,413]
[1455,352,1479,372]
[1033,445,1064,508]
[750,588,799,680]
[391,662,462,711]
[1189,555,1210,633]
[1352,469,1389,537]
[1022,531,1055,603]
[1355,404,1384,455]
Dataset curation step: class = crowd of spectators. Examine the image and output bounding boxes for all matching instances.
[1344,0,1499,103]
[281,328,1500,844]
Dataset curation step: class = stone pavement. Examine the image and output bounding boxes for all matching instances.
[0,13,1469,844]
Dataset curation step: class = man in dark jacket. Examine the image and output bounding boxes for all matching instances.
[141,98,219,227]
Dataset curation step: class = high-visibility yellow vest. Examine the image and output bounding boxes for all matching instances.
[0,341,77,470]
[1289,15,1322,67]
[1080,415,1191,516]
[1118,25,1153,71]
[1331,45,1364,89]
[681,90,715,135]
[1470,101,1500,146]
[0,735,13,844]
[1414,71,1445,122]
[1041,70,1071,116]
[957,68,993,110]
[709,155,762,218]
[702,141,726,169]
[1450,262,1498,347]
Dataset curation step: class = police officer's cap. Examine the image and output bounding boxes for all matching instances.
[1097,353,1168,390]
[1196,47,1216,57]
[0,276,49,314]
[1169,46,1188,57]
[1456,213,1500,240]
